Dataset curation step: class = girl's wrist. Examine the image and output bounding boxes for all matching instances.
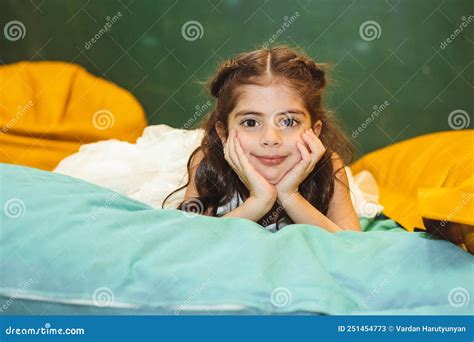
[247,195,275,214]
[277,190,300,208]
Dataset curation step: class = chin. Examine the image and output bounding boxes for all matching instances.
[248,154,296,184]
[256,167,285,185]
[267,178,281,185]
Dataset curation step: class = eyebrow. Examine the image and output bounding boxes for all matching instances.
[234,110,307,118]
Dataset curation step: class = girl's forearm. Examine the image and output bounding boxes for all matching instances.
[277,192,343,233]
[222,196,273,222]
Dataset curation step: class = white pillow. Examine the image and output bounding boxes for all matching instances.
[54,125,383,218]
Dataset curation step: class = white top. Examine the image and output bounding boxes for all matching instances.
[215,192,290,233]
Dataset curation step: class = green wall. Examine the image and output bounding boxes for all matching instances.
[1,0,472,156]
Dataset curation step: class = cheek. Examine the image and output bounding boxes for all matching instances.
[236,132,258,156]
[239,140,255,157]
[284,148,301,169]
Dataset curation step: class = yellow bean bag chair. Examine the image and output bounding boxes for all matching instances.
[0,61,147,170]
[350,130,474,252]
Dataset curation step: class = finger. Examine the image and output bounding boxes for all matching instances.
[234,134,267,185]
[223,130,230,161]
[231,131,243,171]
[302,130,321,156]
[303,130,325,164]
[233,133,257,188]
[234,134,252,170]
[299,142,317,176]
[296,141,311,165]
[225,130,238,171]
[223,130,230,158]
[309,130,326,151]
[231,132,256,188]
[304,138,323,174]
[230,130,246,178]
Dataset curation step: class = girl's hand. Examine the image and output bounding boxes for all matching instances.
[276,128,326,199]
[223,129,277,207]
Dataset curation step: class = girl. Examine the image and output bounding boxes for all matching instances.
[163,45,361,233]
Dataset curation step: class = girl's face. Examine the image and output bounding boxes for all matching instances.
[216,84,322,185]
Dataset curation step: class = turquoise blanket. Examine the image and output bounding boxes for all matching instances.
[0,163,472,315]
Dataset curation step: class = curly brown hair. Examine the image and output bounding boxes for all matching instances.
[162,45,354,230]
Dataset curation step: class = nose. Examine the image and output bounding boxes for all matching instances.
[260,126,282,147]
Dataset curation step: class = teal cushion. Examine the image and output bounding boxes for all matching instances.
[1,163,473,315]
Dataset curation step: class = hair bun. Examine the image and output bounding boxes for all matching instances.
[210,59,240,98]
[305,60,326,87]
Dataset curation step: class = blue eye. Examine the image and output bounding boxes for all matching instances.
[280,117,300,128]
[239,117,300,128]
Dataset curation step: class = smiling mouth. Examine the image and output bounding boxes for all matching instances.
[253,155,288,166]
